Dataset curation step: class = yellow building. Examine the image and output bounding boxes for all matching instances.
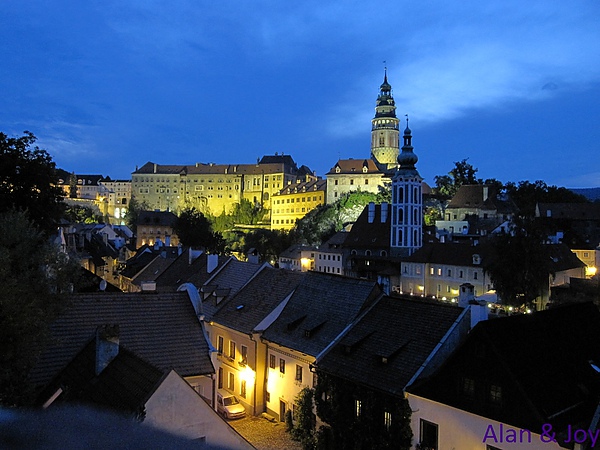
[271,179,326,230]
[131,154,314,219]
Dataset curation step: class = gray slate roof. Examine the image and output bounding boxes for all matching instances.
[200,259,265,320]
[261,272,381,357]
[29,291,214,390]
[39,338,166,415]
[315,296,465,397]
[212,267,305,333]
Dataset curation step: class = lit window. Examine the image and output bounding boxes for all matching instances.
[355,399,362,417]
[384,411,392,431]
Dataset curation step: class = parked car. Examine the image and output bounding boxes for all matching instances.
[216,390,246,419]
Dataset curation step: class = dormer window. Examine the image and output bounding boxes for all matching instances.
[362,166,368,173]
[335,166,341,173]
[472,254,481,265]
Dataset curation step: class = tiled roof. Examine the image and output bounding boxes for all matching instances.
[39,338,165,415]
[409,302,600,434]
[212,267,305,333]
[316,296,465,396]
[29,291,214,390]
[261,273,381,357]
[131,255,176,285]
[537,202,600,220]
[276,179,326,196]
[342,203,390,250]
[155,249,229,291]
[326,159,383,175]
[200,259,265,320]
[405,242,492,266]
[279,244,318,259]
[137,211,177,227]
[133,162,185,175]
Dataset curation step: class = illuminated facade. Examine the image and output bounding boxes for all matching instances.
[271,179,326,230]
[371,69,400,170]
[131,154,313,219]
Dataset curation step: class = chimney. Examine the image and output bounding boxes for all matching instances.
[153,163,157,174]
[470,300,488,329]
[458,283,475,308]
[380,202,388,223]
[207,254,218,273]
[368,202,375,223]
[96,324,119,375]
[189,248,203,264]
[482,186,489,201]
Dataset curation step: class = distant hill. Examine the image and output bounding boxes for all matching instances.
[570,188,600,201]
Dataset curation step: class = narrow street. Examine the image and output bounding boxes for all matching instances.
[229,415,302,450]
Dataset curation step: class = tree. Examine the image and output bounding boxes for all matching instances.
[504,180,588,217]
[174,207,225,253]
[123,197,150,232]
[289,387,317,450]
[485,219,553,308]
[0,210,80,406]
[433,158,480,198]
[0,131,65,235]
[243,228,292,263]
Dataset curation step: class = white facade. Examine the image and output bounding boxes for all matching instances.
[264,344,315,422]
[145,370,253,449]
[408,393,576,450]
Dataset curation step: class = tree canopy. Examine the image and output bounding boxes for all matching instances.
[485,219,554,307]
[173,207,225,253]
[0,210,80,406]
[0,131,65,234]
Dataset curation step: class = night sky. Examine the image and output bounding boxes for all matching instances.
[2,1,599,187]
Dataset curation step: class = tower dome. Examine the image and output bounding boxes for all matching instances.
[397,121,418,169]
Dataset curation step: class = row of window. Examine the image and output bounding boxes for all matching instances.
[333,178,369,186]
[268,354,303,382]
[217,367,248,399]
[274,196,320,204]
[318,254,341,261]
[217,336,248,364]
[317,266,341,274]
[273,208,308,214]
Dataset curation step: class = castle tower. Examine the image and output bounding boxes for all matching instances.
[390,118,423,257]
[371,69,400,170]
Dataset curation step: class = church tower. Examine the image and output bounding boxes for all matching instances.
[371,69,400,170]
[390,118,423,257]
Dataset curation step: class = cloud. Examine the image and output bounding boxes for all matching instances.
[325,1,600,137]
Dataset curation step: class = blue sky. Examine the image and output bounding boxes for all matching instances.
[1,1,599,188]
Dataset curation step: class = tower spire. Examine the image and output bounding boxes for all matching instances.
[371,68,399,170]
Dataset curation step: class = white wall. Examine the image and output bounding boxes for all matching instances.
[145,370,253,449]
[408,394,567,450]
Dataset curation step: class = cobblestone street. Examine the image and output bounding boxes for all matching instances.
[229,415,302,450]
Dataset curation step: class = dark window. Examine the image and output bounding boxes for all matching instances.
[280,358,286,374]
[217,336,224,354]
[462,377,475,397]
[420,419,438,449]
[269,354,276,369]
[295,365,303,382]
[490,384,502,404]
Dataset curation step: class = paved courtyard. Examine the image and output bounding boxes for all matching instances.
[229,415,302,450]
